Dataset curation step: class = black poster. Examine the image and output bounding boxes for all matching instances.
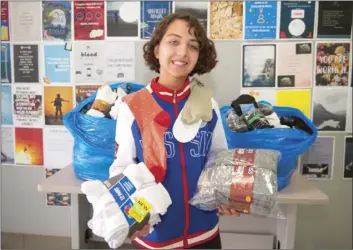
[317,1,353,38]
[14,44,39,83]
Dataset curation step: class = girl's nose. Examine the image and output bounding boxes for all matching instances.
[177,44,188,57]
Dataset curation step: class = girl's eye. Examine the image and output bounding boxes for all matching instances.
[169,40,179,45]
[190,44,199,50]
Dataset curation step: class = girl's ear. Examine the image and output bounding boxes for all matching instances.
[154,45,159,59]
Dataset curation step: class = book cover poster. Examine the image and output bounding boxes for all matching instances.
[343,137,353,179]
[46,168,71,206]
[277,43,313,88]
[13,85,43,128]
[44,44,71,83]
[42,1,72,41]
[44,86,73,125]
[240,89,276,105]
[242,44,276,87]
[1,1,10,41]
[210,1,243,39]
[313,88,348,131]
[315,42,351,86]
[1,127,14,164]
[105,42,135,82]
[175,2,208,33]
[11,2,41,42]
[300,136,334,179]
[74,1,104,40]
[15,127,43,166]
[14,45,39,83]
[76,85,100,105]
[74,42,105,83]
[141,1,172,39]
[244,1,277,40]
[276,89,311,118]
[346,90,352,132]
[279,1,315,39]
[317,1,353,39]
[1,43,12,83]
[107,2,139,38]
[1,85,13,125]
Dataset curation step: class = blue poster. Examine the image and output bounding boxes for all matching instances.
[1,85,13,125]
[141,1,172,39]
[245,1,277,39]
[44,44,71,83]
[1,43,11,83]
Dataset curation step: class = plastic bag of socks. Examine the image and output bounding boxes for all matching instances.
[189,148,285,219]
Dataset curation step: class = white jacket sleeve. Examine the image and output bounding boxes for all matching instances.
[209,98,228,152]
[109,102,137,177]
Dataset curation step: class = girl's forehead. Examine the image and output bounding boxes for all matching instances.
[164,20,197,39]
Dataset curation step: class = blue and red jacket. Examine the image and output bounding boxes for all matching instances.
[110,77,228,249]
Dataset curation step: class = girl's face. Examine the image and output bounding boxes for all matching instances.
[154,19,200,83]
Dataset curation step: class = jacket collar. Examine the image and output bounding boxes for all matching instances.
[149,77,191,103]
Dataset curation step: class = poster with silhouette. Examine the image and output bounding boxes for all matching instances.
[1,85,13,125]
[312,88,348,131]
[44,86,73,125]
[44,44,71,83]
[315,42,351,86]
[74,1,104,40]
[13,85,43,128]
[107,2,139,38]
[343,137,353,179]
[13,44,39,83]
[1,1,10,41]
[1,127,14,165]
[1,43,11,83]
[175,2,208,34]
[242,44,276,87]
[300,136,334,179]
[45,168,71,206]
[14,127,43,166]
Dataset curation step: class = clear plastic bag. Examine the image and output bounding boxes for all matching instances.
[189,148,285,219]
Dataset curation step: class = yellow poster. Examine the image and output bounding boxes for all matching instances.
[276,90,311,118]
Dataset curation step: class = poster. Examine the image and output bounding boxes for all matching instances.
[210,1,243,39]
[44,86,73,125]
[43,127,73,169]
[15,127,44,166]
[13,44,39,83]
[175,2,208,33]
[1,85,13,125]
[343,137,353,179]
[10,2,41,41]
[279,1,315,39]
[46,169,71,206]
[317,1,353,39]
[76,85,100,105]
[244,1,277,40]
[13,85,43,128]
[1,43,12,83]
[74,1,104,40]
[277,43,313,88]
[1,1,10,41]
[1,127,14,165]
[242,44,276,87]
[44,44,71,83]
[141,1,172,39]
[276,89,311,118]
[346,90,352,132]
[240,89,276,105]
[315,42,351,86]
[107,2,139,38]
[42,1,72,41]
[105,42,135,82]
[300,136,334,179]
[74,42,105,83]
[312,88,348,131]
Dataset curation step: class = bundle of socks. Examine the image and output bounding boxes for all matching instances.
[81,162,172,249]
[189,148,280,218]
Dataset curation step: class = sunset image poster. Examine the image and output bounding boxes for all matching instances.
[15,127,44,166]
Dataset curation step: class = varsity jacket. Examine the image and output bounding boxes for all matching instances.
[110,77,228,249]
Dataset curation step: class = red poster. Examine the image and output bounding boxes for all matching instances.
[15,128,44,166]
[74,1,104,40]
[1,1,10,41]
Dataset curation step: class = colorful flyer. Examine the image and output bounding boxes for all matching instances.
[244,1,277,40]
[1,1,10,41]
[46,169,71,206]
[1,43,11,83]
[76,85,100,105]
[44,44,71,83]
[1,127,14,164]
[1,85,13,125]
[74,1,104,40]
[279,1,315,39]
[15,127,44,166]
[276,89,311,118]
[13,45,39,83]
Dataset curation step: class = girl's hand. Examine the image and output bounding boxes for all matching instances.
[129,224,150,240]
[216,204,240,217]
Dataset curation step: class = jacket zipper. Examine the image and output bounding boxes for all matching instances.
[173,90,190,248]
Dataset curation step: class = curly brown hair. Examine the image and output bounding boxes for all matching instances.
[143,12,218,76]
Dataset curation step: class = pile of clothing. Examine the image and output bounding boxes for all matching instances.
[226,94,312,134]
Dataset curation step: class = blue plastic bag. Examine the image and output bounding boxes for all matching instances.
[220,104,318,191]
[63,82,145,181]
